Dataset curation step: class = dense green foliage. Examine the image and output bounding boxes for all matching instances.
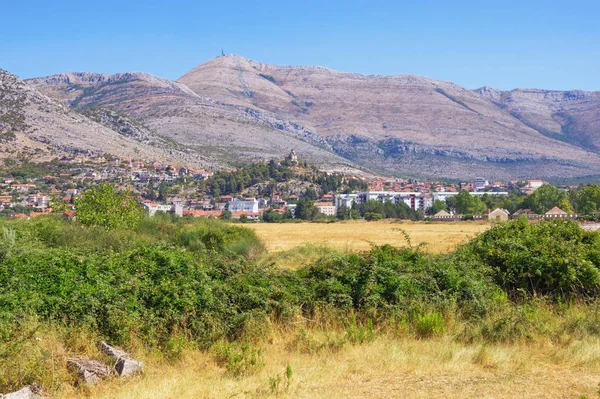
[571,184,600,216]
[75,184,144,229]
[460,218,600,297]
[1,216,600,391]
[357,199,423,221]
[200,159,367,197]
[522,184,573,214]
[447,190,487,215]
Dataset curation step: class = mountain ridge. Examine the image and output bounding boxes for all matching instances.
[23,55,600,180]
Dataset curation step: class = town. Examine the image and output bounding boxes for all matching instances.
[0,151,597,223]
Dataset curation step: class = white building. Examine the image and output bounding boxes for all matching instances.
[229,198,259,213]
[357,191,429,211]
[527,180,545,189]
[314,202,337,216]
[335,194,358,208]
[143,201,183,217]
[474,178,489,191]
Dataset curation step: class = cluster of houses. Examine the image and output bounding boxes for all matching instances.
[432,206,577,222]
[1,151,579,225]
[143,195,293,221]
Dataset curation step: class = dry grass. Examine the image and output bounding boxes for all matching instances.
[247,220,490,254]
[57,330,600,399]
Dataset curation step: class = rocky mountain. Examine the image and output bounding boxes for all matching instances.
[0,69,209,166]
[26,71,357,172]
[27,55,600,180]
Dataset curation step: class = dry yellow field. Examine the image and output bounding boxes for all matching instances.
[61,333,600,399]
[247,220,490,254]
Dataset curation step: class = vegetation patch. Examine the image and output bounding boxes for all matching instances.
[1,215,600,394]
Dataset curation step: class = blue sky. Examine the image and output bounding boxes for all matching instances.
[1,0,599,90]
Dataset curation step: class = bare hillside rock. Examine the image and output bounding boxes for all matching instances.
[28,70,358,170]
[0,385,42,399]
[27,56,600,179]
[0,69,209,167]
[177,55,600,179]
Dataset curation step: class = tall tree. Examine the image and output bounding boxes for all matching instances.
[525,184,572,214]
[295,198,318,220]
[453,190,487,215]
[75,184,144,229]
[575,184,600,215]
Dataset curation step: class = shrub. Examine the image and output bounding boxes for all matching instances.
[415,312,446,338]
[75,184,144,229]
[460,218,600,298]
[210,340,265,377]
[364,212,383,221]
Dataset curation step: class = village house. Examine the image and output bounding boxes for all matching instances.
[142,201,183,217]
[510,209,540,220]
[488,208,510,221]
[11,184,36,192]
[432,209,457,221]
[182,210,222,218]
[545,206,570,218]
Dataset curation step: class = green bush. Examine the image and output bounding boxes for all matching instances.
[364,212,383,221]
[1,216,600,392]
[210,340,265,377]
[460,218,600,298]
[415,311,446,338]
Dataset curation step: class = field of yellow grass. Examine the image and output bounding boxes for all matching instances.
[48,221,600,399]
[61,332,600,399]
[247,220,490,254]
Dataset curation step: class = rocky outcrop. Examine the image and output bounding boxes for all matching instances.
[0,385,42,399]
[0,69,211,167]
[66,358,111,385]
[99,341,144,377]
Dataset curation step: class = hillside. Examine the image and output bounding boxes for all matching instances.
[0,69,207,167]
[27,71,359,172]
[27,56,600,179]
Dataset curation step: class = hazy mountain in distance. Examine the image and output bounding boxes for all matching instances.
[27,55,600,179]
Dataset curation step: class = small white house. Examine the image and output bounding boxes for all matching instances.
[229,198,259,213]
[488,208,510,221]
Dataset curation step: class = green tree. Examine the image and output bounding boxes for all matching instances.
[574,184,600,215]
[295,198,318,220]
[364,212,383,221]
[431,199,448,214]
[336,204,351,220]
[75,184,144,229]
[303,187,318,201]
[525,184,572,214]
[453,191,487,215]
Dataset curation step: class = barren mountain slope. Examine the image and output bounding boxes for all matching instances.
[179,56,600,161]
[28,56,600,179]
[28,71,361,170]
[0,69,217,167]
[477,86,600,151]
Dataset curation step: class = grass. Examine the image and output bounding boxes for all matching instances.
[247,220,490,254]
[56,328,600,399]
[3,217,600,398]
